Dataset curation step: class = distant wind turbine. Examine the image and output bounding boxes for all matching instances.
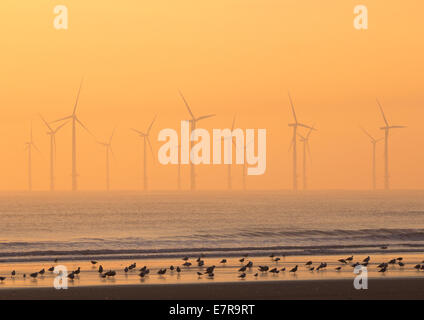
[179,91,216,191]
[360,126,382,190]
[298,124,316,190]
[288,93,315,191]
[25,123,41,191]
[52,79,95,191]
[40,115,67,191]
[97,128,116,191]
[132,116,156,191]
[377,99,406,190]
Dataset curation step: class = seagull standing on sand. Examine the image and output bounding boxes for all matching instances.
[289,265,298,273]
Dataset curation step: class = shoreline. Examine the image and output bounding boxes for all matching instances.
[1,278,424,299]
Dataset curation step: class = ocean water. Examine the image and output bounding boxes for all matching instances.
[0,191,423,263]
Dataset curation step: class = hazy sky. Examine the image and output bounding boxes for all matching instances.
[0,0,423,191]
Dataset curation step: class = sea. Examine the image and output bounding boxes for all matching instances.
[1,190,423,263]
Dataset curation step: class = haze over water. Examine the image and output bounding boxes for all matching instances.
[1,191,423,263]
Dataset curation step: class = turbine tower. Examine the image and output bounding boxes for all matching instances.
[97,128,116,191]
[179,91,215,191]
[25,123,40,191]
[132,116,156,191]
[40,115,67,191]
[52,79,94,191]
[288,93,315,191]
[360,126,382,190]
[377,99,406,190]
[298,125,316,190]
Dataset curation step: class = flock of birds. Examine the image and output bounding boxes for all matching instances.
[1,254,424,283]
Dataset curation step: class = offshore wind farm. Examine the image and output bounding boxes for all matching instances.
[1,0,423,301]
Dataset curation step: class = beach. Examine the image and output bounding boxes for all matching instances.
[1,278,424,300]
[1,253,423,299]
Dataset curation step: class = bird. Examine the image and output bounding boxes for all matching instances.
[98,265,103,273]
[258,266,269,272]
[414,264,421,270]
[270,268,279,274]
[0,277,5,282]
[196,272,202,277]
[238,266,247,272]
[182,256,189,261]
[139,272,146,278]
[68,272,75,280]
[158,268,167,275]
[363,256,370,263]
[274,257,281,262]
[239,258,245,263]
[398,262,405,267]
[335,266,342,271]
[74,267,80,275]
[208,273,214,278]
[388,259,397,264]
[379,266,388,273]
[280,267,286,272]
[338,259,347,264]
[124,267,129,273]
[176,266,181,273]
[100,273,107,278]
[11,270,16,276]
[254,273,258,277]
[309,267,315,271]
[289,265,298,273]
[205,266,215,274]
[30,272,38,279]
[245,261,253,268]
[48,266,55,272]
[269,253,275,258]
[183,262,192,267]
[316,262,327,271]
[220,259,227,264]
[396,257,403,261]
[305,261,312,266]
[198,260,204,267]
[346,256,353,262]
[378,262,388,269]
[170,265,175,271]
[39,268,45,275]
[128,263,136,270]
[380,246,388,250]
[238,273,246,278]
[105,270,116,277]
[91,260,98,265]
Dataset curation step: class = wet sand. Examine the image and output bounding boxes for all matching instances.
[1,278,424,299]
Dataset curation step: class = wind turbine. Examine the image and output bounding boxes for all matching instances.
[179,91,216,191]
[288,93,315,191]
[297,124,316,190]
[132,116,156,191]
[360,126,382,190]
[97,128,116,191]
[25,123,40,191]
[52,79,95,191]
[39,115,68,191]
[377,99,406,190]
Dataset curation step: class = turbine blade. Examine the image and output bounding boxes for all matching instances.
[297,123,316,130]
[376,99,389,126]
[109,126,117,144]
[288,92,298,123]
[306,123,315,138]
[53,120,69,133]
[231,114,236,131]
[196,114,216,121]
[390,125,407,129]
[306,141,312,165]
[39,114,53,132]
[73,78,84,115]
[360,126,375,141]
[131,128,145,136]
[51,115,72,124]
[109,146,116,161]
[147,115,157,135]
[76,117,96,139]
[179,90,195,119]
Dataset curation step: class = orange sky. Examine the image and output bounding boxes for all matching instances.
[0,0,423,191]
